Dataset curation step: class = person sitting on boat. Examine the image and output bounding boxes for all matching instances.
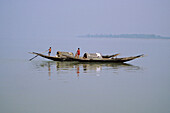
[48,47,51,56]
[75,48,80,58]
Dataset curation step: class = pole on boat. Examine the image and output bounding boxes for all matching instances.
[29,55,38,61]
[29,50,48,61]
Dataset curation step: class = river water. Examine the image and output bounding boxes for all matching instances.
[0,37,170,113]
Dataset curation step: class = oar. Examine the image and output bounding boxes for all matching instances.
[29,55,38,61]
[29,50,48,61]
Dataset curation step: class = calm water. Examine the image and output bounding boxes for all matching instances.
[0,37,170,113]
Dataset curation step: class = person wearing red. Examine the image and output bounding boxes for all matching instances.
[48,47,51,56]
[75,48,80,58]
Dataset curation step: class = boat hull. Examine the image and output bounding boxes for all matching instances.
[30,52,144,63]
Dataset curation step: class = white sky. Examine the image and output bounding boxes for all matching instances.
[0,0,170,38]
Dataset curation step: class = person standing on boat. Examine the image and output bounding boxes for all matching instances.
[48,47,51,56]
[75,48,80,58]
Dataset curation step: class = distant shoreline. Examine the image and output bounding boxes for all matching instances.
[79,34,170,39]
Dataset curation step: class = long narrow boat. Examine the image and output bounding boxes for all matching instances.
[30,52,144,63]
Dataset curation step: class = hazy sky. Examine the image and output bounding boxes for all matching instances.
[0,0,170,38]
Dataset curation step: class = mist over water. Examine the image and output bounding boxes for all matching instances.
[1,0,170,112]
[0,36,170,113]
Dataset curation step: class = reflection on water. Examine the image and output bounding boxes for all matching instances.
[48,62,51,80]
[32,61,142,80]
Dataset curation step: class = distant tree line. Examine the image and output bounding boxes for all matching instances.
[80,34,170,39]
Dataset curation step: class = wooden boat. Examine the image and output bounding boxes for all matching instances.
[30,52,144,63]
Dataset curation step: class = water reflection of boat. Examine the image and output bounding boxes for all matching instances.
[34,61,141,72]
[32,61,142,79]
